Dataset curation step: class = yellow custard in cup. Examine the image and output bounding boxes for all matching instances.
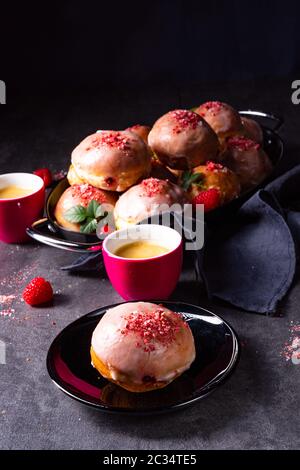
[0,185,33,199]
[114,241,169,259]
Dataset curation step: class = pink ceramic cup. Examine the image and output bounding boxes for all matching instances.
[0,173,45,243]
[102,224,183,301]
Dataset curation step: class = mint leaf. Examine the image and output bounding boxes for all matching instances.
[64,205,87,223]
[86,200,100,218]
[182,172,204,191]
[80,217,98,234]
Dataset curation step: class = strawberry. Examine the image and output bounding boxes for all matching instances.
[33,168,52,187]
[22,277,53,306]
[192,188,221,212]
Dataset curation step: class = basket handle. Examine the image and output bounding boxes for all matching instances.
[26,218,102,253]
[239,109,284,132]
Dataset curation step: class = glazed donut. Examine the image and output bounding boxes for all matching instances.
[71,130,151,192]
[224,136,273,190]
[125,124,151,144]
[148,109,219,170]
[184,161,240,209]
[67,164,85,186]
[90,302,196,392]
[241,117,263,144]
[195,101,243,139]
[114,177,187,229]
[54,183,117,232]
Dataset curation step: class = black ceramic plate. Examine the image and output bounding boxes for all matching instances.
[47,301,240,414]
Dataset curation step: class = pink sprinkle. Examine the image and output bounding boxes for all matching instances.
[198,101,224,117]
[203,101,223,111]
[291,325,300,333]
[206,161,224,172]
[92,131,132,151]
[70,184,107,206]
[170,109,201,134]
[0,308,15,317]
[140,178,169,197]
[227,136,260,151]
[0,294,16,318]
[0,294,16,305]
[280,321,300,365]
[121,307,185,352]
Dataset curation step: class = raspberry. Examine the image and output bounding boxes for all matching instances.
[22,277,53,306]
[33,168,52,187]
[192,188,221,212]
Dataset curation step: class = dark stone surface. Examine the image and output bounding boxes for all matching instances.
[0,78,299,449]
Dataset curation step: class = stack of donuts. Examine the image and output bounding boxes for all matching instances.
[54,101,273,233]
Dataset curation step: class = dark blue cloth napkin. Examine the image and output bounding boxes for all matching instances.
[198,165,300,314]
[61,165,300,315]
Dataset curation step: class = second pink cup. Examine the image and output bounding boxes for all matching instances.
[102,224,183,301]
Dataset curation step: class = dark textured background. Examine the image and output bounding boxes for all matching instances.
[2,0,300,94]
[0,1,300,450]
